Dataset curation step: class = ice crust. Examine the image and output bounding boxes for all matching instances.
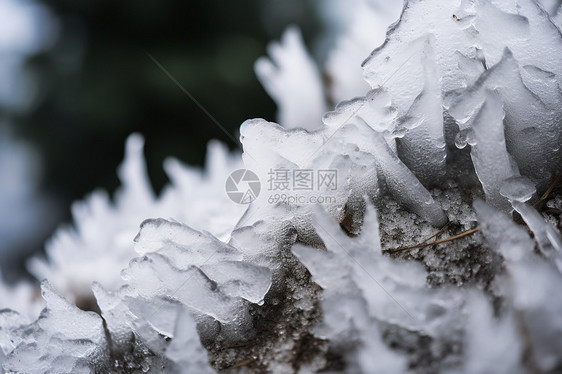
[91,217,272,372]
[288,197,562,373]
[362,0,562,192]
[240,114,448,230]
[249,1,561,231]
[467,90,516,212]
[122,217,271,332]
[26,134,245,308]
[499,176,536,202]
[2,281,108,374]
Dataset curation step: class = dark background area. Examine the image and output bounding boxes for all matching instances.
[8,0,323,259]
[0,0,327,279]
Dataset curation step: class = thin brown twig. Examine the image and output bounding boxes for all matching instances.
[229,358,255,369]
[387,172,562,254]
[533,172,562,208]
[388,227,479,253]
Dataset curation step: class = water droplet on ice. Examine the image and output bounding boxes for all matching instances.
[141,361,150,372]
[455,130,469,149]
[500,176,536,202]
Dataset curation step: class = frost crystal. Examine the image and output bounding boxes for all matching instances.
[512,200,562,271]
[3,281,108,374]
[363,0,562,191]
[475,200,562,372]
[27,134,244,308]
[467,90,516,212]
[321,0,403,103]
[293,204,462,372]
[255,27,326,131]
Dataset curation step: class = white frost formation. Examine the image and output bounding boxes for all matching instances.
[321,0,404,103]
[293,204,462,373]
[255,27,327,131]
[363,0,562,194]
[2,281,108,374]
[27,134,245,307]
[2,0,562,373]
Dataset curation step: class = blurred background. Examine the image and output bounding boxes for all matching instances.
[0,0,329,280]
